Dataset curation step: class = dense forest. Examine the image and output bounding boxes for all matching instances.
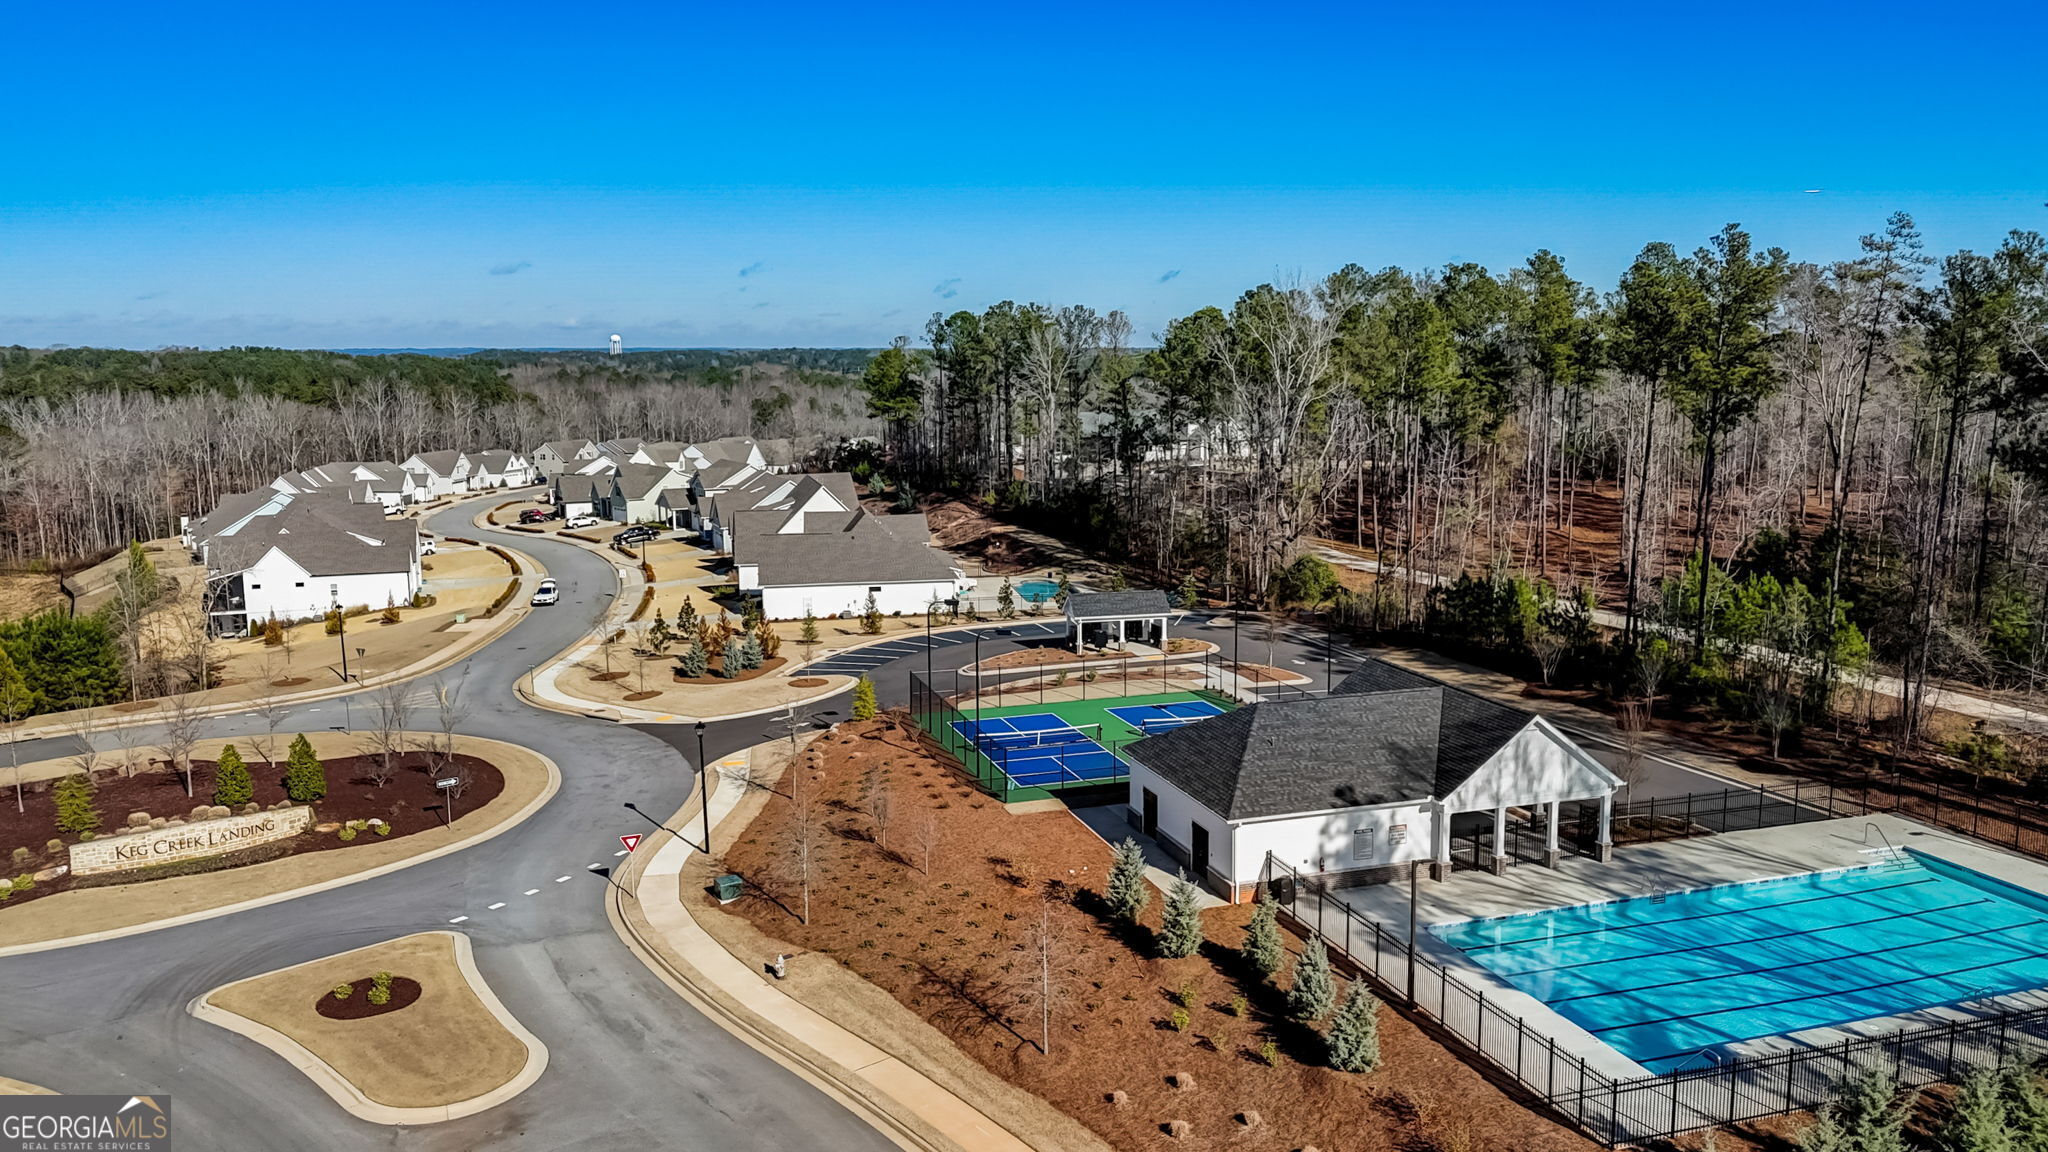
[855,218,2048,743]
[0,347,878,566]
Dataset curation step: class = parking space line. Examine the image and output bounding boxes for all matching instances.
[524,888,541,895]
[554,875,571,883]
[487,901,506,910]
[448,915,469,924]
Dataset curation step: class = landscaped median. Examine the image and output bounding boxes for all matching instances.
[191,931,547,1124]
[0,734,558,954]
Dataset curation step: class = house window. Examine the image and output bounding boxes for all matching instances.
[1389,824,1408,846]
[1352,827,1376,863]
[294,581,305,588]
[869,586,881,593]
[249,583,261,590]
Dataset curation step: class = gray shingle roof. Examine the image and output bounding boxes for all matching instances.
[203,491,413,578]
[553,474,604,503]
[614,462,684,500]
[733,510,957,586]
[1066,590,1170,619]
[1126,657,1538,819]
[411,450,463,477]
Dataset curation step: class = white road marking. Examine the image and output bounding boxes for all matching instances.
[448,915,468,924]
[487,901,506,910]
[554,875,571,883]
[614,849,629,856]
[523,888,541,896]
[588,862,603,869]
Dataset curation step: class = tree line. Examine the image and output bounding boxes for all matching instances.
[859,217,2048,741]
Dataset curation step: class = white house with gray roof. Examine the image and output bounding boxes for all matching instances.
[531,439,599,478]
[465,449,535,489]
[603,462,690,523]
[732,484,971,619]
[402,450,471,497]
[269,461,421,511]
[1123,659,1620,900]
[189,489,420,636]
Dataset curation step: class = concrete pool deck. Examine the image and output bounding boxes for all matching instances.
[1310,813,2048,1080]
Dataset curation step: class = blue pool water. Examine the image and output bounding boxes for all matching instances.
[1017,579,1060,603]
[1429,852,2048,1072]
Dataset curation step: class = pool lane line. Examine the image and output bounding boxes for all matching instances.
[1586,937,2048,1036]
[1549,914,2040,1006]
[1452,875,1940,953]
[1503,896,1992,978]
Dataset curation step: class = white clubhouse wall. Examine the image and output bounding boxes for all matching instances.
[761,578,968,621]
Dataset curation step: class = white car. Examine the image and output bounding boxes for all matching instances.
[418,538,438,555]
[529,579,559,606]
[564,514,599,529]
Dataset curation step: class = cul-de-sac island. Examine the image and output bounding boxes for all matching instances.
[7,9,2048,1151]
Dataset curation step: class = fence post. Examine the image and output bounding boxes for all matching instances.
[1756,782,1767,830]
[1685,792,1695,840]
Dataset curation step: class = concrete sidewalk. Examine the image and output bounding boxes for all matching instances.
[614,745,1040,1152]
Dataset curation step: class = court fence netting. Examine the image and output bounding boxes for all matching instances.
[907,653,1240,802]
[1259,851,2048,1147]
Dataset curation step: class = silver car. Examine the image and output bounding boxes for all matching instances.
[529,579,559,606]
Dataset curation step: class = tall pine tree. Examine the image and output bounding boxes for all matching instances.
[283,733,327,802]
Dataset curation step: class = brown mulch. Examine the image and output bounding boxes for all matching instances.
[719,714,1599,1152]
[1225,663,1300,684]
[271,677,311,687]
[0,752,502,909]
[789,678,828,688]
[315,977,424,1020]
[110,700,160,713]
[591,671,630,682]
[672,656,788,686]
[624,691,661,701]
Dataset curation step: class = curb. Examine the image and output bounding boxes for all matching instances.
[0,738,562,958]
[189,930,548,1125]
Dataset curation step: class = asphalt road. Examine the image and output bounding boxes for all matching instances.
[0,511,1740,1151]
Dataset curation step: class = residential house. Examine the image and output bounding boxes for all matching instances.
[551,473,606,519]
[190,488,421,636]
[604,462,690,524]
[531,439,598,478]
[402,450,471,498]
[732,486,972,619]
[465,449,536,489]
[269,461,420,512]
[1122,658,1621,901]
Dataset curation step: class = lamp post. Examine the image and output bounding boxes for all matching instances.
[695,721,711,855]
[331,585,348,681]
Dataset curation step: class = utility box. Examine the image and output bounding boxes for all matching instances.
[713,873,744,903]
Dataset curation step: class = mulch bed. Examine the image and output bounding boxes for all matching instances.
[1225,663,1301,684]
[719,714,1599,1152]
[591,671,630,682]
[0,751,502,910]
[270,677,311,687]
[315,976,423,1020]
[979,647,1133,671]
[624,691,661,701]
[672,656,787,686]
[789,677,828,688]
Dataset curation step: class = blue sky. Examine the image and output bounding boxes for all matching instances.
[5,1,2044,350]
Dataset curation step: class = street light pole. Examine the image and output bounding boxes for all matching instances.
[332,585,349,681]
[695,721,712,855]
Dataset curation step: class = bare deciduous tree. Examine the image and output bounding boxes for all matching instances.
[157,693,204,798]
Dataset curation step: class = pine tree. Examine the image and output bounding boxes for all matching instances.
[283,733,327,802]
[860,591,884,635]
[1055,569,1074,607]
[1287,936,1335,1021]
[54,772,100,836]
[1808,1067,1908,1152]
[851,674,878,720]
[799,610,820,661]
[1941,1067,2015,1152]
[676,596,699,638]
[1106,837,1150,924]
[1176,571,1202,609]
[737,632,764,670]
[1801,1106,1851,1152]
[676,638,709,678]
[997,578,1016,620]
[2004,1066,2048,1152]
[1323,983,1382,1072]
[1158,871,1203,958]
[1242,886,1285,980]
[212,743,254,807]
[720,635,747,678]
[754,620,782,659]
[647,608,673,653]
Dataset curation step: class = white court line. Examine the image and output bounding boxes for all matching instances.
[487,902,506,910]
[523,888,540,896]
[448,915,469,924]
[554,875,571,883]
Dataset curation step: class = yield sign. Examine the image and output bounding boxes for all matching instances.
[619,833,643,852]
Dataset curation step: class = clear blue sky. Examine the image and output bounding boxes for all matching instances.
[5,1,2044,350]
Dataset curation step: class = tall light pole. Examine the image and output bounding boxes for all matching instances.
[331,584,349,681]
[695,721,711,855]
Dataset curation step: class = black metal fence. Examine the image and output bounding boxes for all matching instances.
[1259,851,2048,1146]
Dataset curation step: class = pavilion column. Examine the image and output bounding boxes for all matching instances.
[1543,799,1562,869]
[1430,802,1451,882]
[1596,791,1615,863]
[1489,805,1509,876]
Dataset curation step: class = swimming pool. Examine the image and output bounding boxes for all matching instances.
[1017,579,1059,603]
[1430,851,2048,1072]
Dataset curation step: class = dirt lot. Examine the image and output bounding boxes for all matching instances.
[927,500,1052,575]
[0,573,67,623]
[1,749,501,906]
[716,714,1599,1152]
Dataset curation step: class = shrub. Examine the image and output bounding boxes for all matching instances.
[720,635,747,679]
[1257,1039,1279,1067]
[13,872,34,893]
[1227,994,1248,1017]
[324,609,343,636]
[1936,1065,2012,1152]
[54,772,100,837]
[754,620,782,659]
[1175,979,1199,1009]
[332,983,354,1001]
[1168,1007,1191,1032]
[1242,886,1285,980]
[367,982,390,1006]
[1107,838,1150,924]
[851,675,878,721]
[381,602,401,624]
[283,733,328,802]
[1158,871,1204,958]
[1801,1066,1908,1152]
[8,847,26,868]
[338,825,358,842]
[373,822,391,837]
[736,632,763,671]
[212,744,254,808]
[2004,1065,2048,1149]
[1324,984,1382,1072]
[1286,937,1335,1022]
[676,639,708,679]
[262,617,285,646]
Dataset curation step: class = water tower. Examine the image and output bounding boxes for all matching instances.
[609,333,623,356]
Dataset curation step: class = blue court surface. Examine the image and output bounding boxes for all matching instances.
[1107,699,1225,735]
[949,712,1124,788]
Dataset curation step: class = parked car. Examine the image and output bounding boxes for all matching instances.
[518,508,550,524]
[564,514,599,529]
[418,537,438,555]
[529,578,559,606]
[614,524,660,545]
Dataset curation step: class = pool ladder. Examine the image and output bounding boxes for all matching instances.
[1863,823,1911,871]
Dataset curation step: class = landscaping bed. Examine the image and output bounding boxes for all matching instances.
[316,975,423,1020]
[714,714,1597,1152]
[0,751,502,910]
[671,655,787,685]
[978,646,1134,671]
